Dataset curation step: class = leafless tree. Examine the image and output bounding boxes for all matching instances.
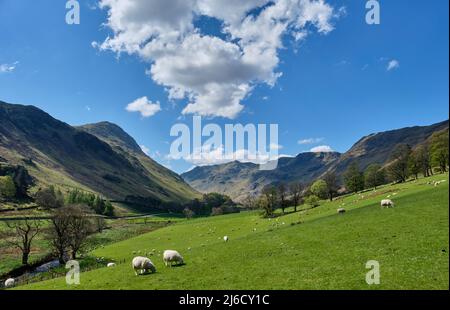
[48,204,93,263]
[4,218,42,265]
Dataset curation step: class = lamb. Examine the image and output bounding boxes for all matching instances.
[4,278,15,288]
[132,256,156,275]
[163,250,184,267]
[337,208,346,214]
[381,199,395,208]
[223,236,229,242]
[107,263,116,268]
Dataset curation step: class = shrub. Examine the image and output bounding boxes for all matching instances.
[0,175,16,199]
[305,195,320,208]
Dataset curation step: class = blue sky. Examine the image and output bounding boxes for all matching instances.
[0,0,448,174]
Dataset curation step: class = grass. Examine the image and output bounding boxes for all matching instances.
[13,174,449,290]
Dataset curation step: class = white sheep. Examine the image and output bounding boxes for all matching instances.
[4,278,15,288]
[337,208,346,214]
[224,236,229,242]
[132,256,156,275]
[163,250,184,267]
[107,263,116,268]
[381,199,395,208]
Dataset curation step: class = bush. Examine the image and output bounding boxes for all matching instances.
[0,175,16,199]
[305,195,320,208]
[35,186,64,209]
[310,180,328,200]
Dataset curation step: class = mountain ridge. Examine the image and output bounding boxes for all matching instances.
[0,101,199,206]
[182,120,449,201]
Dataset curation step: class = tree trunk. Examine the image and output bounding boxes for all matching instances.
[22,251,29,265]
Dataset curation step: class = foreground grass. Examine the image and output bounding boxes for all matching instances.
[16,174,449,290]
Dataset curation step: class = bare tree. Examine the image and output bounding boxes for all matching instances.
[289,182,304,212]
[48,204,93,263]
[4,218,42,265]
[67,205,94,259]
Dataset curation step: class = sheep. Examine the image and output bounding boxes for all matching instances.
[224,236,229,242]
[4,278,15,288]
[163,250,184,267]
[107,263,116,268]
[381,199,395,208]
[132,256,156,275]
[337,208,346,214]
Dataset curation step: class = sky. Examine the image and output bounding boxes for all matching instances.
[0,0,448,174]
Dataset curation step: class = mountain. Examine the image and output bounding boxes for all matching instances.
[0,101,199,205]
[182,120,449,201]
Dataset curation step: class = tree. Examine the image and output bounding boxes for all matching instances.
[0,175,16,199]
[364,164,385,189]
[430,130,449,173]
[48,208,71,264]
[3,218,41,265]
[344,162,365,193]
[242,195,258,210]
[94,217,107,233]
[48,205,93,263]
[323,172,339,201]
[304,195,320,208]
[310,180,328,200]
[278,183,288,214]
[388,144,411,183]
[66,205,93,259]
[414,143,432,177]
[35,186,64,209]
[408,151,420,179]
[262,185,278,217]
[289,182,304,212]
[183,207,195,219]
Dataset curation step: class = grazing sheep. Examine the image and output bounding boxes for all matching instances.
[132,256,156,275]
[381,199,395,208]
[107,263,116,268]
[4,278,15,288]
[163,250,184,267]
[337,208,346,214]
[224,236,229,242]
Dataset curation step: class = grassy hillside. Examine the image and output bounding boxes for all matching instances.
[0,101,199,204]
[15,174,448,290]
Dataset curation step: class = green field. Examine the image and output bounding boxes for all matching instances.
[12,174,450,290]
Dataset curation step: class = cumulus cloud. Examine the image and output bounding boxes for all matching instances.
[387,59,400,71]
[310,145,333,152]
[95,0,341,118]
[0,61,18,73]
[126,96,161,117]
[298,137,324,145]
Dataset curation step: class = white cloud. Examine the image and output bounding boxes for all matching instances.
[126,96,161,117]
[0,61,18,73]
[310,145,333,152]
[298,137,324,145]
[387,59,400,71]
[96,0,341,118]
[140,145,150,155]
[181,144,291,166]
[270,143,283,150]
